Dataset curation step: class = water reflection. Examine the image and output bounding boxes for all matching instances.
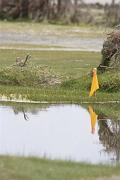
[88,106,98,134]
[98,117,120,164]
[11,103,49,120]
[88,105,120,164]
[0,103,120,164]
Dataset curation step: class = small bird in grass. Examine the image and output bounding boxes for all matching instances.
[16,54,31,67]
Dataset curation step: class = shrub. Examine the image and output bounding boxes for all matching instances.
[0,64,61,87]
[98,30,120,72]
[99,71,120,92]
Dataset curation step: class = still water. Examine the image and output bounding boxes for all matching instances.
[0,104,119,164]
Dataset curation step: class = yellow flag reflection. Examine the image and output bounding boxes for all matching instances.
[88,106,98,134]
[89,68,99,97]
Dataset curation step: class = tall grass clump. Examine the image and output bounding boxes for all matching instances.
[61,70,120,93]
[0,64,61,87]
[99,70,120,92]
[61,75,90,91]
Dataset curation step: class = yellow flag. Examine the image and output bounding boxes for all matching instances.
[89,68,99,97]
[88,106,98,134]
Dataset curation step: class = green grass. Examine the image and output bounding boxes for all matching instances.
[0,156,120,180]
[0,49,101,100]
[0,49,120,103]
[0,49,100,78]
[0,43,66,49]
[0,21,107,38]
[0,22,120,179]
[0,64,60,86]
[0,84,120,103]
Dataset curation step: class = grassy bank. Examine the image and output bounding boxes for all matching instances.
[0,49,100,77]
[0,85,120,103]
[0,49,120,103]
[0,156,120,180]
[0,50,99,102]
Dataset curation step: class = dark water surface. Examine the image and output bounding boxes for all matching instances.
[0,103,119,164]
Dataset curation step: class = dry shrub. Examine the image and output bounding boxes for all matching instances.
[98,30,120,72]
[0,64,61,87]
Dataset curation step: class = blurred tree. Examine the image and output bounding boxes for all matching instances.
[57,0,74,24]
[112,0,115,5]
[104,0,120,26]
[20,0,29,18]
[5,0,20,19]
[57,0,62,14]
[1,0,118,26]
[28,0,50,21]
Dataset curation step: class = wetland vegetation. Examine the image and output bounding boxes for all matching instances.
[0,48,119,103]
[0,18,120,180]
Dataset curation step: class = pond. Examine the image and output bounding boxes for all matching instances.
[0,103,120,165]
